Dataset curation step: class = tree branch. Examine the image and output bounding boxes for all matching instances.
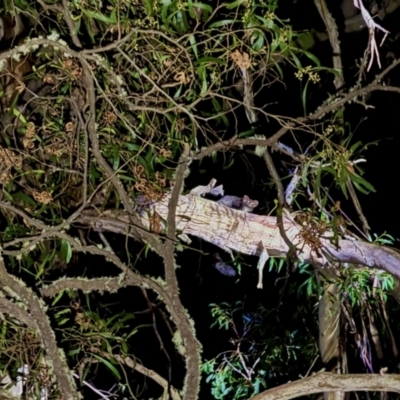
[0,256,79,400]
[250,372,400,400]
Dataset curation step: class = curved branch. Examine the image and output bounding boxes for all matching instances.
[0,257,79,400]
[119,357,182,400]
[250,372,400,400]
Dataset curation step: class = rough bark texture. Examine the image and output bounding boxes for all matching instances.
[250,372,400,400]
[80,192,400,280]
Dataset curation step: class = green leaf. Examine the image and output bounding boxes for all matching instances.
[254,15,275,29]
[226,0,243,9]
[209,19,235,28]
[60,239,73,264]
[301,79,310,115]
[349,172,376,192]
[273,61,284,79]
[121,340,129,354]
[35,253,51,279]
[143,0,154,15]
[350,141,363,152]
[192,2,213,14]
[112,147,120,171]
[81,9,117,23]
[352,180,369,195]
[194,57,225,65]
[237,129,256,137]
[173,85,183,98]
[55,308,71,317]
[68,348,80,357]
[197,64,208,96]
[340,180,348,198]
[51,290,65,306]
[188,34,199,59]
[161,1,171,28]
[297,48,321,67]
[296,32,316,51]
[222,158,234,170]
[12,192,36,207]
[12,108,27,124]
[124,142,141,151]
[187,0,196,18]
[251,31,265,51]
[289,49,302,69]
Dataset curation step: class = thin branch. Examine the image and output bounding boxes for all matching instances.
[314,0,344,89]
[119,357,182,400]
[71,373,111,399]
[193,77,400,161]
[116,47,198,124]
[262,148,296,254]
[61,0,82,48]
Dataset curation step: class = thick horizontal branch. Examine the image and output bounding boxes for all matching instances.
[250,372,400,400]
[78,193,400,280]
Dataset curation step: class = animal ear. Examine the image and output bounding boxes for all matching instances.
[253,200,259,207]
[243,195,249,201]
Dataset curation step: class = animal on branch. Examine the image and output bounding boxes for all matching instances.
[217,194,259,213]
[79,179,400,289]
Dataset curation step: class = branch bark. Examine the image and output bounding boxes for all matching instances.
[0,256,80,400]
[79,193,400,280]
[250,372,400,400]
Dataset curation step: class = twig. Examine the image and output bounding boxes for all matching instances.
[263,148,297,255]
[72,373,112,399]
